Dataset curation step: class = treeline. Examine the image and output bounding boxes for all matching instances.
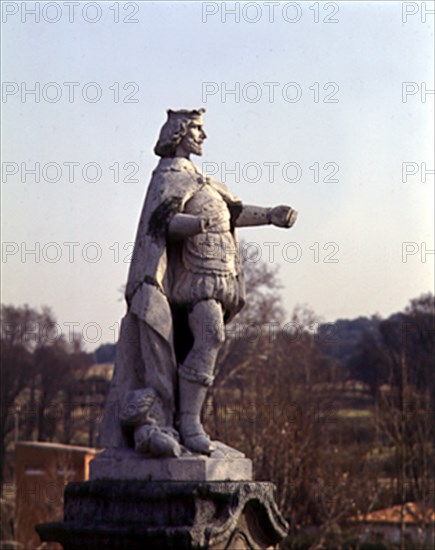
[93,298,433,403]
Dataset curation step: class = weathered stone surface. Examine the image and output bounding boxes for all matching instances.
[36,480,289,549]
[89,443,252,481]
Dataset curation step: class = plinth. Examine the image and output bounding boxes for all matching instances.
[89,443,253,481]
[36,446,289,549]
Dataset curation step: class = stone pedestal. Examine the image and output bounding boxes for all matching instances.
[89,444,253,481]
[36,480,289,549]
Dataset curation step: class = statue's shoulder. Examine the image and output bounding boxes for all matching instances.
[148,158,190,192]
[146,158,197,205]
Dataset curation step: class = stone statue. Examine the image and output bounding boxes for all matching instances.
[99,108,297,458]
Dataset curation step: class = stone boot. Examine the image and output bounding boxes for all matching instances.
[179,377,216,455]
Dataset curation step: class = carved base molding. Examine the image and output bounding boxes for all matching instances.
[36,480,289,549]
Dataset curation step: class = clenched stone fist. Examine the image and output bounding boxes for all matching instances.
[268,205,298,228]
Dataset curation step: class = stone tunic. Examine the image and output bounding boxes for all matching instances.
[171,182,240,312]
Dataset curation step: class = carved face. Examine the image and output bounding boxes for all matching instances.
[181,122,207,156]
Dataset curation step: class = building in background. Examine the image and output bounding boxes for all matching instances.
[349,502,435,548]
[15,441,99,549]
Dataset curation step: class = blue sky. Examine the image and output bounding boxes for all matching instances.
[2,1,434,348]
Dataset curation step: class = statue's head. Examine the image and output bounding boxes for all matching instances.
[154,108,206,158]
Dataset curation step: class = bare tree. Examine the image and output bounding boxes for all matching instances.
[1,304,92,485]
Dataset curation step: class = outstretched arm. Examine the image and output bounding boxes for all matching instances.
[235,204,298,228]
[167,205,297,237]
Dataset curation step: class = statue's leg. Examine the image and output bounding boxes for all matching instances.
[179,299,225,454]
